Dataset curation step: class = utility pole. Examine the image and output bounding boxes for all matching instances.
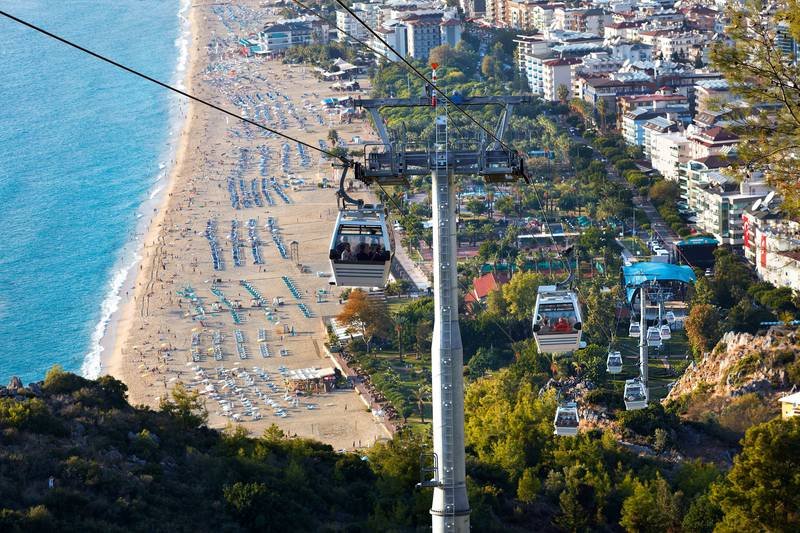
[639,284,648,389]
[429,65,469,531]
[351,77,529,533]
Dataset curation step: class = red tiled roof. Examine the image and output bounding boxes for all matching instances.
[471,271,511,300]
[621,93,687,103]
[697,126,739,142]
[543,57,582,67]
[694,154,735,168]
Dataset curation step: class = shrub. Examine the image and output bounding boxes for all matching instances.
[0,398,62,434]
[717,393,777,435]
[43,365,91,395]
[618,403,678,438]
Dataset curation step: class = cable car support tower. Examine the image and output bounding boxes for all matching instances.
[348,66,529,532]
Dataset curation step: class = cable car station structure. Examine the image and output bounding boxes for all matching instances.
[334,70,530,533]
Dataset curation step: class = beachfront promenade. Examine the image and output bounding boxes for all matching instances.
[111,1,390,451]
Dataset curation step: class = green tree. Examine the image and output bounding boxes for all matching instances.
[517,467,541,503]
[581,285,618,345]
[712,417,800,532]
[159,382,207,429]
[685,304,722,356]
[556,84,570,104]
[502,271,542,320]
[648,180,680,207]
[574,344,608,385]
[682,494,722,533]
[620,475,682,533]
[412,384,430,422]
[711,0,800,217]
[465,197,487,216]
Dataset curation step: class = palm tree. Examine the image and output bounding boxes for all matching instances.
[596,99,607,132]
[413,384,431,423]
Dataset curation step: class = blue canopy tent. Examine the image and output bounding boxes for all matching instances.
[622,262,696,306]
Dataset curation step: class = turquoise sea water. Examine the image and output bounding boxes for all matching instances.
[0,0,185,383]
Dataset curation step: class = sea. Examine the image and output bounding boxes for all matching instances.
[0,0,189,383]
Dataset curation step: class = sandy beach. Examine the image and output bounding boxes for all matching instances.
[105,2,388,450]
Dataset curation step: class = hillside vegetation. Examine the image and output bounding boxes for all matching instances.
[1,365,798,531]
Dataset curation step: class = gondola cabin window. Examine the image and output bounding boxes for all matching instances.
[536,302,579,334]
[331,224,390,263]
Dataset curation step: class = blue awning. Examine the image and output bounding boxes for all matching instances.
[622,262,696,303]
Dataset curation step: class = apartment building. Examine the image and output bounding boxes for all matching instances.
[531,3,565,31]
[405,13,447,60]
[650,131,691,182]
[642,116,678,158]
[336,9,369,42]
[687,172,769,246]
[655,31,706,60]
[743,201,800,291]
[515,32,601,95]
[552,7,609,34]
[694,79,734,115]
[604,21,641,40]
[460,0,487,18]
[371,20,408,61]
[686,125,739,160]
[617,92,690,128]
[514,34,554,94]
[259,21,313,54]
[578,75,655,110]
[542,57,582,101]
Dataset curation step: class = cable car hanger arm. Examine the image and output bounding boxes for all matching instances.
[334,161,365,209]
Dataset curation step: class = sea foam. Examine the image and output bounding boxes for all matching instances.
[81,0,192,379]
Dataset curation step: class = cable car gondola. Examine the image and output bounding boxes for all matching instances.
[665,311,675,324]
[659,323,671,340]
[328,204,393,288]
[606,350,623,374]
[553,401,580,436]
[623,378,648,410]
[532,286,582,353]
[628,320,640,338]
[646,326,662,347]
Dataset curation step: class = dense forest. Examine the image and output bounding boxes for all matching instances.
[0,366,798,531]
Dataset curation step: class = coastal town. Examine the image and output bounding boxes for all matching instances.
[0,0,799,530]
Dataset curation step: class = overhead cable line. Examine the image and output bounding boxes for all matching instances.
[289,0,394,63]
[332,0,516,154]
[0,9,345,162]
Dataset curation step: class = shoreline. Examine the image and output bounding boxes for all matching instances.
[104,0,391,450]
[102,1,196,381]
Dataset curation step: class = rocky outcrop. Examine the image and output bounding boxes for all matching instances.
[666,328,798,403]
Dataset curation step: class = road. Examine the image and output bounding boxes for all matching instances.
[572,131,680,248]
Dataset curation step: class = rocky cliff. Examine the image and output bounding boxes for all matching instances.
[667,327,799,403]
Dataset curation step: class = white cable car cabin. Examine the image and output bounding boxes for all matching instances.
[328,206,392,288]
[628,320,640,338]
[554,402,580,436]
[606,350,623,374]
[646,326,662,347]
[623,378,648,410]
[532,286,582,353]
[665,311,676,324]
[659,323,672,340]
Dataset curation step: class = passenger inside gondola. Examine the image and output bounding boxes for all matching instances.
[330,224,390,263]
[536,303,579,333]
